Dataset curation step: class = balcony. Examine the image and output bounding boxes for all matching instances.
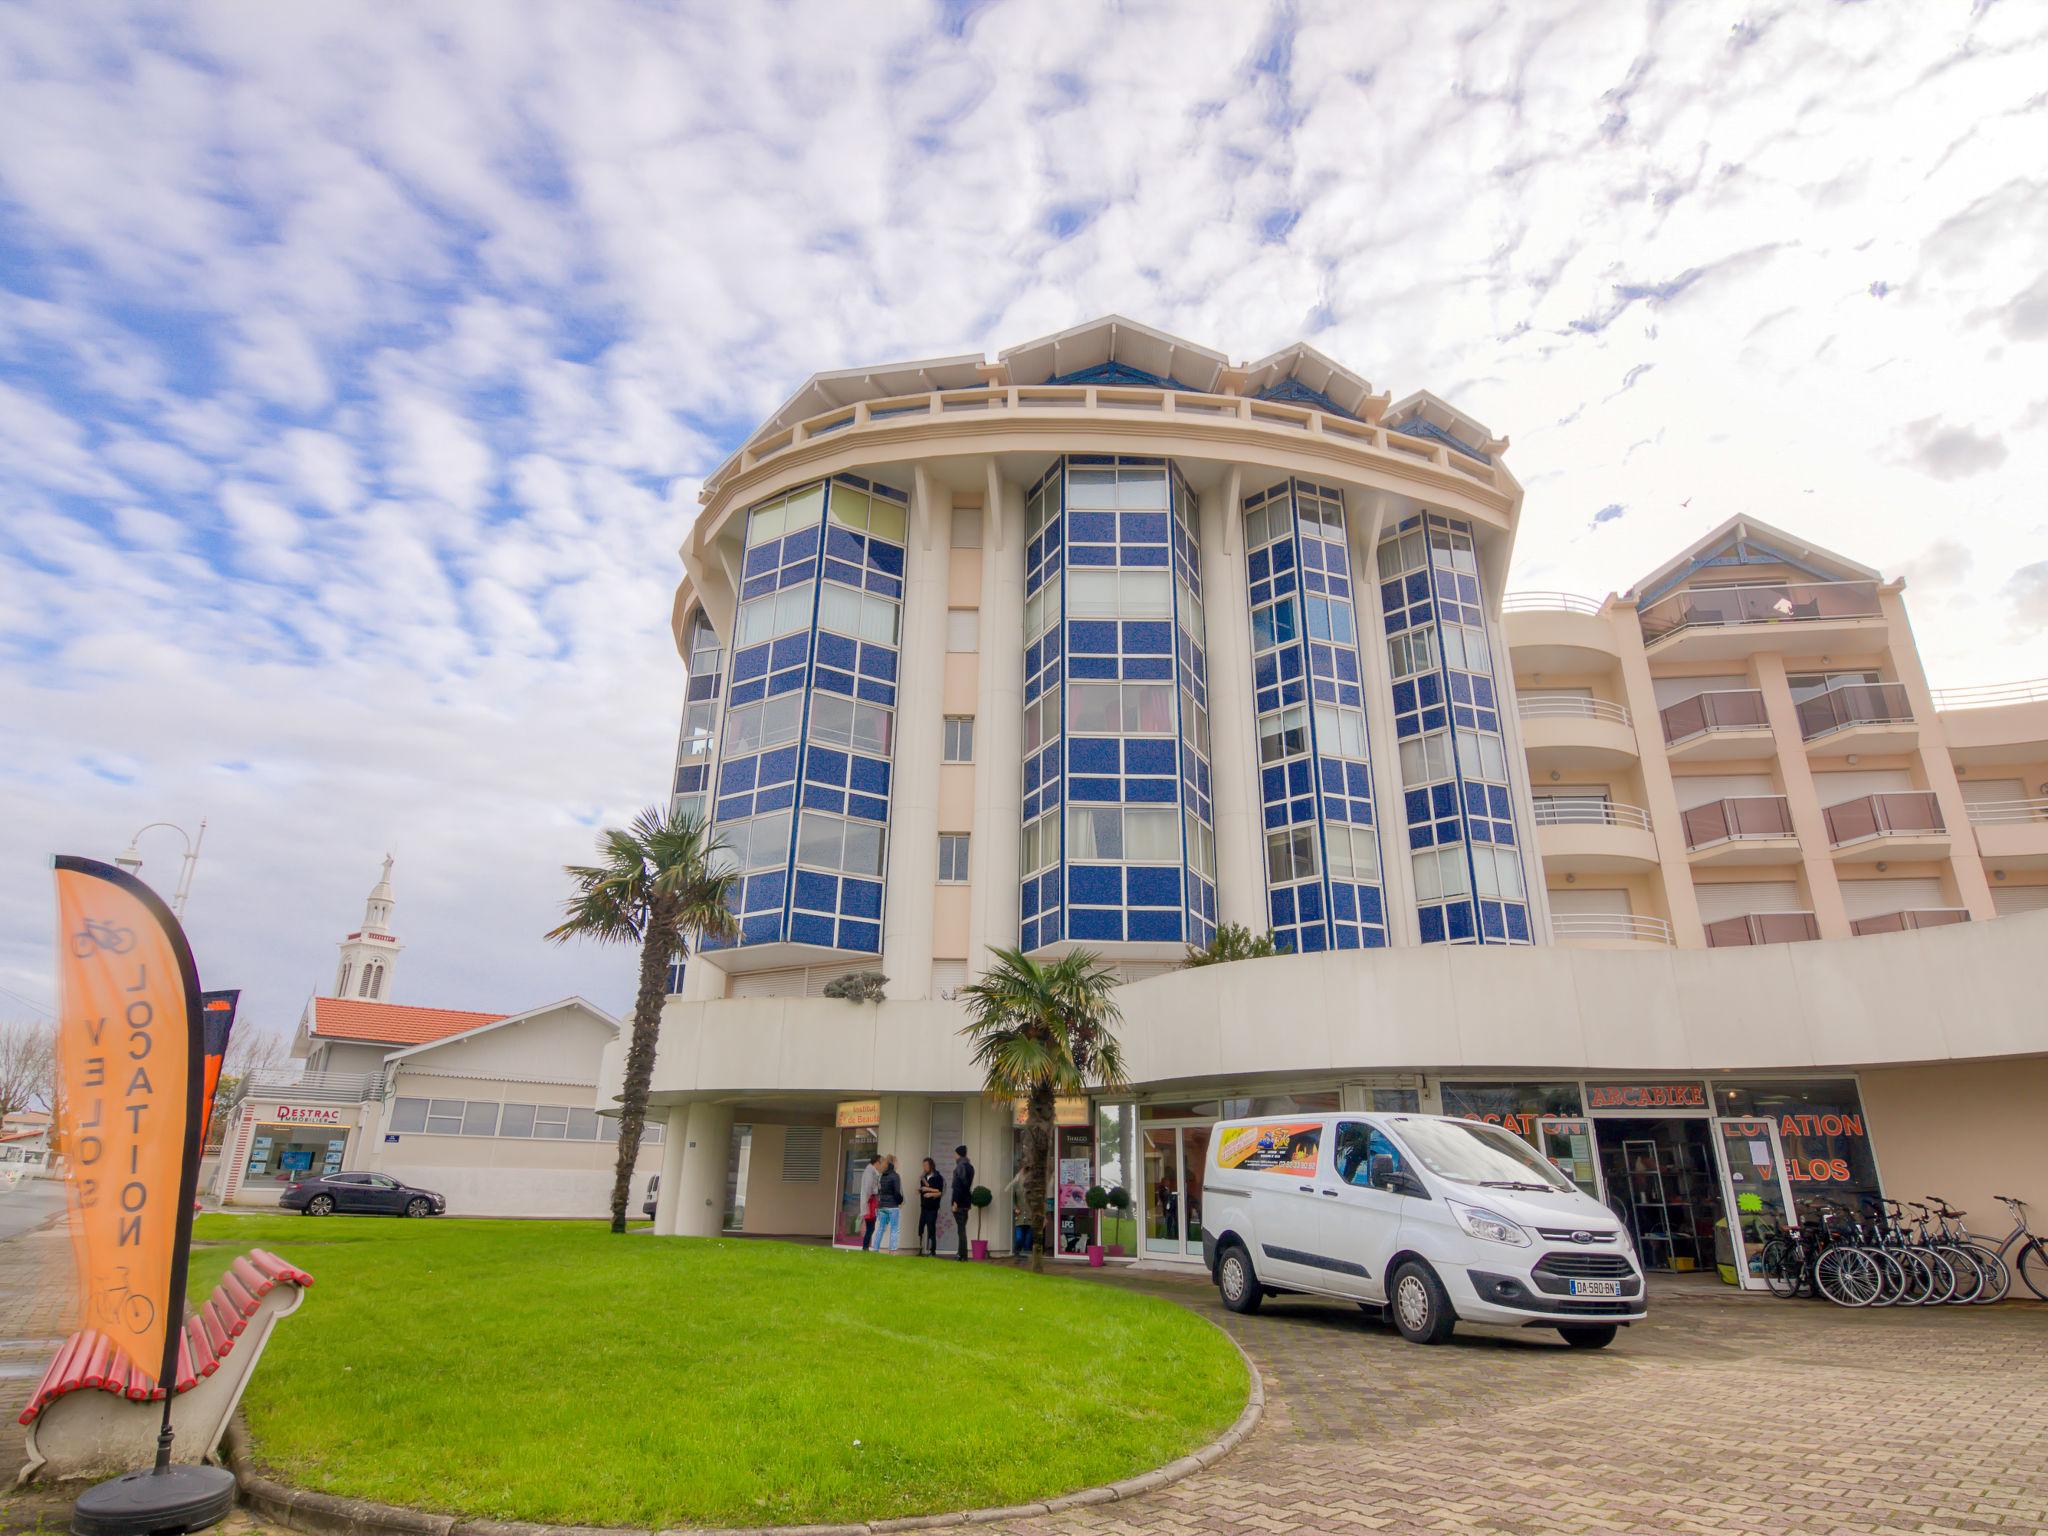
[1502,592,1624,674]
[1704,911,1821,948]
[1849,908,1971,937]
[1683,796,1801,865]
[1638,580,1886,660]
[1822,791,1948,862]
[1797,681,1916,756]
[1660,689,1774,760]
[230,1068,385,1106]
[1518,694,1639,773]
[1533,800,1660,873]
[1549,912,1676,949]
[1965,796,2048,871]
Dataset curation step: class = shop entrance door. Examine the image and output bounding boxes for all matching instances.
[834,1126,878,1247]
[1141,1124,1211,1259]
[1711,1118,1798,1291]
[1536,1117,1603,1203]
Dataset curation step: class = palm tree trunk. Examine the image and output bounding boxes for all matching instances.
[608,901,676,1234]
[1026,1080,1054,1274]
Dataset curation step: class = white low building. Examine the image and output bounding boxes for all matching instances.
[211,862,662,1218]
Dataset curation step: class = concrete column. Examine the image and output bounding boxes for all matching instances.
[1755,652,1851,938]
[1880,586,1997,919]
[1610,606,1706,945]
[1197,467,1263,932]
[882,468,950,994]
[1481,535,1552,945]
[670,1100,734,1237]
[652,1103,690,1236]
[969,462,1026,968]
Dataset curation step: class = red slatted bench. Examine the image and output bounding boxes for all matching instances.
[15,1248,313,1486]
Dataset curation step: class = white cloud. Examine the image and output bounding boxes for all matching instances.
[2,0,2046,1035]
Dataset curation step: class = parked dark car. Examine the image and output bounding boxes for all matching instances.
[281,1171,445,1218]
[643,1174,659,1220]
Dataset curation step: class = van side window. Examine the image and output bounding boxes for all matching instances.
[1332,1122,1409,1188]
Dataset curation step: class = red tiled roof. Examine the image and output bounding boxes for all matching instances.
[311,996,504,1046]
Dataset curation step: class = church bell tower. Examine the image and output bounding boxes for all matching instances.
[334,855,403,1000]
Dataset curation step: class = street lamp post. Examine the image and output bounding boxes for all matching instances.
[114,819,208,916]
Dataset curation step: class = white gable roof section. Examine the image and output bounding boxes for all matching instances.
[380,995,623,1066]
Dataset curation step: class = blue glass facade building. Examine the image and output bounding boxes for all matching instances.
[1241,478,1388,953]
[1376,511,1532,944]
[705,475,909,954]
[1019,456,1218,952]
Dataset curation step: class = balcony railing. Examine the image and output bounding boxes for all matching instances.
[1822,791,1944,848]
[1661,688,1769,746]
[1550,913,1676,945]
[1533,800,1653,831]
[1932,677,2048,709]
[1519,695,1632,727]
[1849,908,1971,937]
[1796,681,1913,741]
[1503,591,1603,615]
[1683,795,1795,850]
[229,1068,385,1106]
[1704,911,1821,948]
[1963,797,2048,826]
[1639,580,1883,645]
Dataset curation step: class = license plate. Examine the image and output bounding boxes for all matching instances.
[1568,1279,1621,1297]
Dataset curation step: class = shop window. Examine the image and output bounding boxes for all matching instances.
[1439,1081,1583,1139]
[1711,1078,1882,1218]
[426,1100,465,1136]
[500,1103,536,1137]
[390,1098,428,1134]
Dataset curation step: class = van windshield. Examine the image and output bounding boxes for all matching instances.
[1391,1119,1575,1192]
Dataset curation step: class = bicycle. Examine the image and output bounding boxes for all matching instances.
[1966,1194,2048,1302]
[1923,1197,2008,1305]
[69,917,136,958]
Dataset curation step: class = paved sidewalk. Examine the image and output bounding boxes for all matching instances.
[986,1266,2048,1536]
[0,1203,79,1534]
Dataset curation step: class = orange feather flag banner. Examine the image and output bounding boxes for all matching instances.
[51,856,207,1383]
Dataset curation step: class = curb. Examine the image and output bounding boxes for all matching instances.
[222,1325,1262,1536]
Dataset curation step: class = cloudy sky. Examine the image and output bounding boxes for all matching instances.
[3,0,2044,1040]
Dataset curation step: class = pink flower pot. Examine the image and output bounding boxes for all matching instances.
[1087,1244,1105,1267]
[970,1239,990,1261]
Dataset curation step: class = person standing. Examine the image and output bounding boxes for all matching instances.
[916,1157,944,1256]
[873,1154,904,1253]
[858,1153,882,1250]
[949,1144,976,1261]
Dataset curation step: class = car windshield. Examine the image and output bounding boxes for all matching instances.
[1390,1118,1575,1192]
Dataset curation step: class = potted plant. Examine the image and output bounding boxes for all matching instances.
[1084,1185,1110,1265]
[1104,1186,1132,1256]
[969,1185,992,1260]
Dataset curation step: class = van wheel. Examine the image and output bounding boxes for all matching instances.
[1559,1324,1617,1349]
[1217,1245,1263,1314]
[1389,1260,1456,1345]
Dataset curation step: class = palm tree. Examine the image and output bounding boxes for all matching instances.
[958,946,1128,1272]
[547,805,738,1233]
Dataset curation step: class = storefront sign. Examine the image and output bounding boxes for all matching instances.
[273,1104,343,1125]
[836,1099,881,1129]
[1012,1096,1091,1127]
[1216,1121,1322,1176]
[1587,1083,1706,1111]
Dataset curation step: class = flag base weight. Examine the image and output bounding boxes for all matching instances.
[72,1464,236,1536]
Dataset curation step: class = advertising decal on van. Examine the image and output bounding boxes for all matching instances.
[1216,1121,1322,1176]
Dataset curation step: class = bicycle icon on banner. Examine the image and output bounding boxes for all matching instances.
[91,1267,157,1336]
[70,918,137,959]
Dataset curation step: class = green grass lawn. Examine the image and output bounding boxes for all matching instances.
[189,1215,1246,1529]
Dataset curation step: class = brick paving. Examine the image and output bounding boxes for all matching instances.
[988,1267,2048,1536]
[3,1209,2044,1536]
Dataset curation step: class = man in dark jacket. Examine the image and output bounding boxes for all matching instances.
[949,1144,976,1261]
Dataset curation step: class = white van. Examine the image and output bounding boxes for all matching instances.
[1201,1111,1645,1348]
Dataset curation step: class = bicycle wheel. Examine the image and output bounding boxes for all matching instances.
[1896,1249,1936,1306]
[1959,1242,2010,1304]
[1761,1238,1802,1299]
[1868,1248,1906,1307]
[2018,1239,2048,1302]
[1815,1246,1882,1307]
[1918,1247,1957,1305]
[1936,1245,1983,1304]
